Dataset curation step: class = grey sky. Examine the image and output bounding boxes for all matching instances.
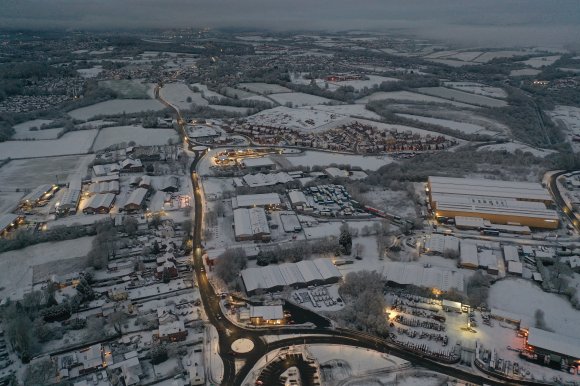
[3,0,580,47]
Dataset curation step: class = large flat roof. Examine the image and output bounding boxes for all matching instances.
[0,214,20,232]
[428,176,552,202]
[383,262,464,292]
[233,207,270,238]
[528,327,580,359]
[232,193,281,208]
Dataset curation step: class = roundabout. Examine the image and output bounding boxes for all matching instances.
[231,338,255,354]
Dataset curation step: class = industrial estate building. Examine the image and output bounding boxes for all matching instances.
[241,258,341,295]
[233,207,271,241]
[427,177,559,229]
[525,327,580,364]
[231,193,281,209]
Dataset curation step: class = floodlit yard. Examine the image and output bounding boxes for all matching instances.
[356,91,477,109]
[489,278,580,337]
[442,82,508,99]
[396,113,499,136]
[0,155,94,189]
[237,82,292,94]
[282,150,394,171]
[92,125,178,150]
[268,92,334,107]
[68,99,165,120]
[0,130,98,159]
[416,87,507,108]
[0,237,94,300]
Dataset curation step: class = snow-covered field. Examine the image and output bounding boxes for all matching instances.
[416,87,507,108]
[442,82,507,99]
[477,141,557,157]
[283,150,393,171]
[238,82,292,94]
[191,83,224,99]
[308,344,407,373]
[489,278,580,337]
[68,99,165,120]
[0,192,23,216]
[510,68,541,77]
[245,106,343,131]
[99,79,151,99]
[159,83,204,110]
[301,104,383,120]
[327,75,399,91]
[356,91,477,109]
[548,105,580,136]
[92,125,178,151]
[0,130,98,159]
[520,55,561,69]
[76,66,103,78]
[0,155,93,189]
[11,119,60,140]
[0,237,94,300]
[396,113,498,136]
[268,92,333,107]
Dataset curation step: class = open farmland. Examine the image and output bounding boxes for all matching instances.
[92,125,178,150]
[520,55,561,69]
[159,82,206,109]
[396,113,499,136]
[442,82,507,99]
[477,141,557,157]
[237,82,292,94]
[68,99,166,120]
[0,237,94,300]
[0,155,93,189]
[327,75,399,91]
[245,106,343,130]
[300,104,383,120]
[268,92,333,107]
[0,130,98,159]
[99,79,151,99]
[416,87,507,108]
[76,66,103,78]
[281,150,393,170]
[356,91,477,109]
[510,68,541,77]
[11,119,60,140]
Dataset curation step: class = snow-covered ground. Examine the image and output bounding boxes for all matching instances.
[11,119,60,140]
[489,278,580,337]
[268,92,334,107]
[282,150,394,171]
[0,130,98,158]
[0,155,93,189]
[0,191,23,216]
[520,55,561,69]
[548,105,580,149]
[442,82,508,99]
[326,75,399,91]
[416,87,508,108]
[237,82,292,94]
[356,91,477,109]
[510,68,542,77]
[395,113,499,136]
[191,83,225,99]
[76,66,103,78]
[477,141,557,157]
[0,237,94,300]
[245,106,344,131]
[68,99,165,120]
[308,344,408,374]
[159,83,205,110]
[300,104,383,120]
[91,125,178,150]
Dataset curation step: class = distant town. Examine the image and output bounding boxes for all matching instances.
[0,28,580,386]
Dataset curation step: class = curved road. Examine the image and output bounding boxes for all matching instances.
[160,85,551,386]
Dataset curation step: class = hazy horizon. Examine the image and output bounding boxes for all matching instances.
[3,0,580,48]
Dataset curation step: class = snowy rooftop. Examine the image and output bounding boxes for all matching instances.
[241,156,275,168]
[460,241,479,267]
[243,172,293,187]
[233,207,270,238]
[503,245,520,262]
[384,261,464,292]
[428,176,553,202]
[232,193,281,208]
[250,305,283,320]
[527,327,580,359]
